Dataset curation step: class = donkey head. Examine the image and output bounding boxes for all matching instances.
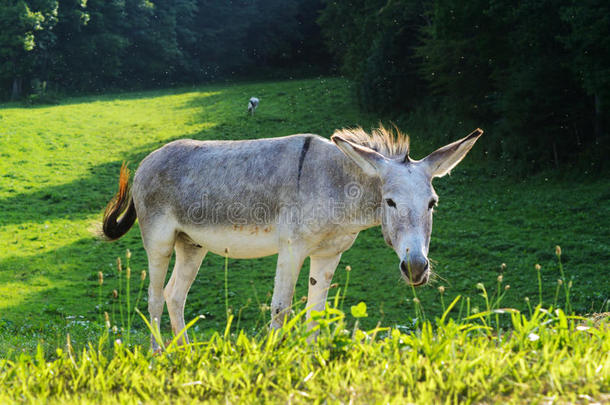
[332,129,483,286]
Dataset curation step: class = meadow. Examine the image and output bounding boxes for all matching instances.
[0,78,608,402]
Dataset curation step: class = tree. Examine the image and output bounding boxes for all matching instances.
[360,0,429,112]
[561,0,610,147]
[54,0,129,90]
[50,0,89,89]
[188,1,252,79]
[318,0,607,170]
[318,0,383,79]
[0,1,44,99]
[319,0,428,111]
[244,0,301,67]
[416,0,502,118]
[489,0,587,169]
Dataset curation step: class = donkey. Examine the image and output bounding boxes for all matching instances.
[102,126,482,350]
[247,97,259,115]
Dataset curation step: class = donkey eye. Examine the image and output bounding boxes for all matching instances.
[428,199,437,210]
[386,198,397,208]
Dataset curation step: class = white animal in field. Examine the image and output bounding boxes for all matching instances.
[247,97,259,115]
[102,125,483,351]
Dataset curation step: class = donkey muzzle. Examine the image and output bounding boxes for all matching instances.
[400,256,429,286]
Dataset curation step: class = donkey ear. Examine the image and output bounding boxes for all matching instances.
[331,135,388,177]
[422,129,483,178]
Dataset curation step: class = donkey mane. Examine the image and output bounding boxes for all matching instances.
[332,124,410,159]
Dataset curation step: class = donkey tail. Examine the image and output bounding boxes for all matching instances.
[102,163,137,240]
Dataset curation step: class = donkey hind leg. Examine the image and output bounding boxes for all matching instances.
[144,232,175,352]
[164,237,207,346]
[270,244,307,330]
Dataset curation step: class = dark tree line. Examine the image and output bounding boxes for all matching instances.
[2,0,609,170]
[1,0,329,99]
[319,0,610,170]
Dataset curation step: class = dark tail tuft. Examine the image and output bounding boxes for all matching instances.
[102,163,137,240]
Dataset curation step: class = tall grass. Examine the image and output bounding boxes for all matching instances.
[1,283,608,403]
[16,245,602,403]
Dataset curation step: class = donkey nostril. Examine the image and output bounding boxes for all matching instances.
[401,258,429,280]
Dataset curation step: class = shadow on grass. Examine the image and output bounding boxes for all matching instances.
[0,84,222,110]
[0,233,282,334]
[0,77,333,111]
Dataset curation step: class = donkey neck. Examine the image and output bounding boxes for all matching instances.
[355,171,383,229]
[333,151,383,231]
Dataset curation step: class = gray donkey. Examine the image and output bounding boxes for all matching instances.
[102,125,482,350]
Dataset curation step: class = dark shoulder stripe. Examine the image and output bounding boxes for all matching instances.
[297,136,312,189]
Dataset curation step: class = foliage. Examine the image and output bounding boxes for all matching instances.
[319,0,610,171]
[0,0,47,99]
[0,0,330,98]
[487,0,588,171]
[318,0,427,112]
[4,0,609,170]
[559,0,610,165]
[560,0,610,107]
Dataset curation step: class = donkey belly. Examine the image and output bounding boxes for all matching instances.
[181,224,279,259]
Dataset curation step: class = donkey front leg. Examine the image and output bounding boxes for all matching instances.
[270,244,307,329]
[306,254,341,328]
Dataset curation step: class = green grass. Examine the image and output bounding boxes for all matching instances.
[0,301,608,404]
[1,78,609,345]
[0,79,610,403]
[0,77,609,402]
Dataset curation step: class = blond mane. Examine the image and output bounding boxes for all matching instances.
[332,124,410,159]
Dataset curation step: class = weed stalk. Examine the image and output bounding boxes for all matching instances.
[117,257,124,333]
[535,264,542,306]
[130,270,147,326]
[476,282,491,332]
[555,246,572,314]
[495,275,502,331]
[340,265,351,311]
[97,271,104,325]
[224,248,230,321]
[126,266,131,344]
[553,279,562,309]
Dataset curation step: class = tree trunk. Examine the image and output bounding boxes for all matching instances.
[11,77,22,100]
[594,93,603,142]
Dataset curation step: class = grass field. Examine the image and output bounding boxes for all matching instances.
[0,78,609,402]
